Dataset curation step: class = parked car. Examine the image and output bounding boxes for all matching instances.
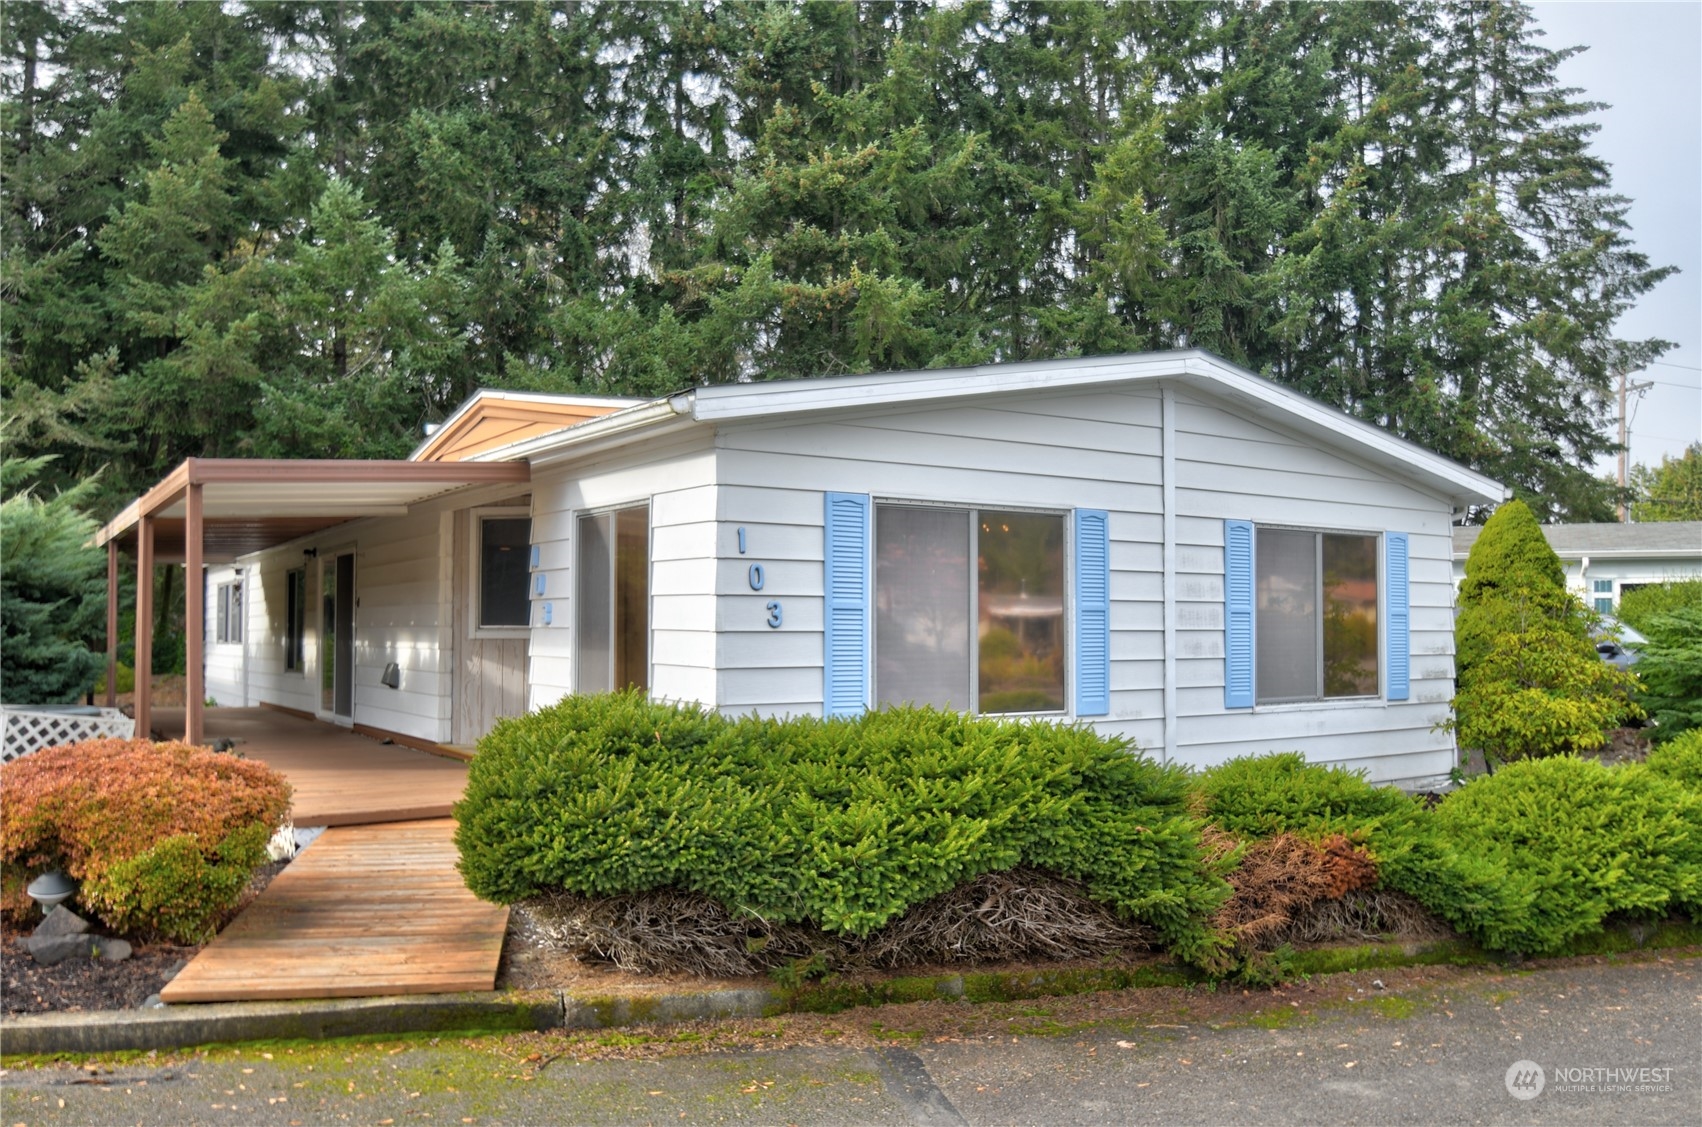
[1592,615,1646,671]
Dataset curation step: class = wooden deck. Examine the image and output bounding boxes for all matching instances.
[152,707,469,826]
[160,820,509,1003]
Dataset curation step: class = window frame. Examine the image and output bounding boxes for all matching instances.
[1251,523,1384,708]
[215,579,243,646]
[871,497,1071,717]
[574,501,651,694]
[469,506,533,639]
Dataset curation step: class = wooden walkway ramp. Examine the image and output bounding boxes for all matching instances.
[160,820,508,1003]
[151,707,469,826]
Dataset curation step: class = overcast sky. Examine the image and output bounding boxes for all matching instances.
[1529,1,1701,474]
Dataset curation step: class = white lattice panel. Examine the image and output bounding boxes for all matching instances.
[1,707,137,765]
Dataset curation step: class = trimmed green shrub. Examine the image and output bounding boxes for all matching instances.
[1450,622,1643,760]
[454,692,1229,962]
[1616,578,1702,635]
[1631,607,1702,742]
[1452,500,1639,763]
[1,738,292,941]
[1645,728,1702,788]
[1431,757,1702,954]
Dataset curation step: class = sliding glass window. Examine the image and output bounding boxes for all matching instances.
[874,503,1065,714]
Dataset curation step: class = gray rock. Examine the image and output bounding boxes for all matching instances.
[24,933,97,966]
[94,937,133,963]
[32,905,91,938]
[140,993,166,1009]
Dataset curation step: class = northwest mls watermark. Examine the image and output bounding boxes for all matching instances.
[1505,1059,1676,1100]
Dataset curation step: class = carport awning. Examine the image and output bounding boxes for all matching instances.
[95,457,531,564]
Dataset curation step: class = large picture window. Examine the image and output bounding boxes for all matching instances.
[576,505,649,693]
[874,504,1065,714]
[1255,528,1379,703]
[479,516,532,628]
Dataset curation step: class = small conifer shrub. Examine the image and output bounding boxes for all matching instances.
[1,739,292,941]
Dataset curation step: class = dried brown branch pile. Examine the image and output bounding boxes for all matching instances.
[520,867,1156,977]
[1276,888,1453,945]
[521,889,819,977]
[1206,828,1380,952]
[849,866,1156,968]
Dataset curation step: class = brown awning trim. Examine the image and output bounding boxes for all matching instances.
[96,457,530,563]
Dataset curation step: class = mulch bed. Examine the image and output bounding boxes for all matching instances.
[1,859,288,1016]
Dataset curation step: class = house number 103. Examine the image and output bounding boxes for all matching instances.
[740,528,781,627]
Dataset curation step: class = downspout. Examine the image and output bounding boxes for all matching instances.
[1162,385,1178,767]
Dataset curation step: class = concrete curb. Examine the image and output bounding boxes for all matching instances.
[0,986,792,1057]
[6,928,1698,1058]
[0,990,565,1057]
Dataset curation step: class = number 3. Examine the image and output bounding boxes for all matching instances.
[765,601,783,628]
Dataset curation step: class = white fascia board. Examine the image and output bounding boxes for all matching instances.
[407,388,646,461]
[1169,356,1507,507]
[685,350,1506,507]
[456,350,1504,508]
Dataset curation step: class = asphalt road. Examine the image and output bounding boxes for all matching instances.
[4,956,1697,1125]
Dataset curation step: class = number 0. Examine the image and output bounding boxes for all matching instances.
[748,563,765,590]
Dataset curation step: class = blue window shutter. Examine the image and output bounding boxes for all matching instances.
[1075,509,1110,717]
[1224,520,1255,709]
[1386,532,1410,701]
[823,492,870,716]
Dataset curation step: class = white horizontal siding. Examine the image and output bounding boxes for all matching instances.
[527,433,719,711]
[1167,388,1459,785]
[712,388,1166,723]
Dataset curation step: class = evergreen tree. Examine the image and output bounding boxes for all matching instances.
[0,456,106,704]
[1452,499,1637,764]
[1629,444,1702,522]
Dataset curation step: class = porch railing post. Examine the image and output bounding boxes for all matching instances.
[106,540,119,708]
[185,480,205,745]
[134,514,154,740]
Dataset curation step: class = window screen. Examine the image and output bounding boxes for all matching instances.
[479,517,531,628]
[874,504,1066,714]
[1256,528,1379,703]
[876,506,971,710]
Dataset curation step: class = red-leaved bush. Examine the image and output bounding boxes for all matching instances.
[1,739,291,941]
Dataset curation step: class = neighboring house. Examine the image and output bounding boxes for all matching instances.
[101,351,1504,788]
[1452,521,1702,614]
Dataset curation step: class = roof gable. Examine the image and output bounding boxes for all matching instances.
[410,389,639,462]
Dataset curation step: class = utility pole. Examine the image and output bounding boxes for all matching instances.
[1617,368,1656,522]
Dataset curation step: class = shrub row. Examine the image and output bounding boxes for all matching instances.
[1,738,292,942]
[461,694,1702,976]
[1194,751,1702,957]
[454,691,1230,963]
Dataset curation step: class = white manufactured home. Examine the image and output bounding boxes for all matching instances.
[100,351,1505,788]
